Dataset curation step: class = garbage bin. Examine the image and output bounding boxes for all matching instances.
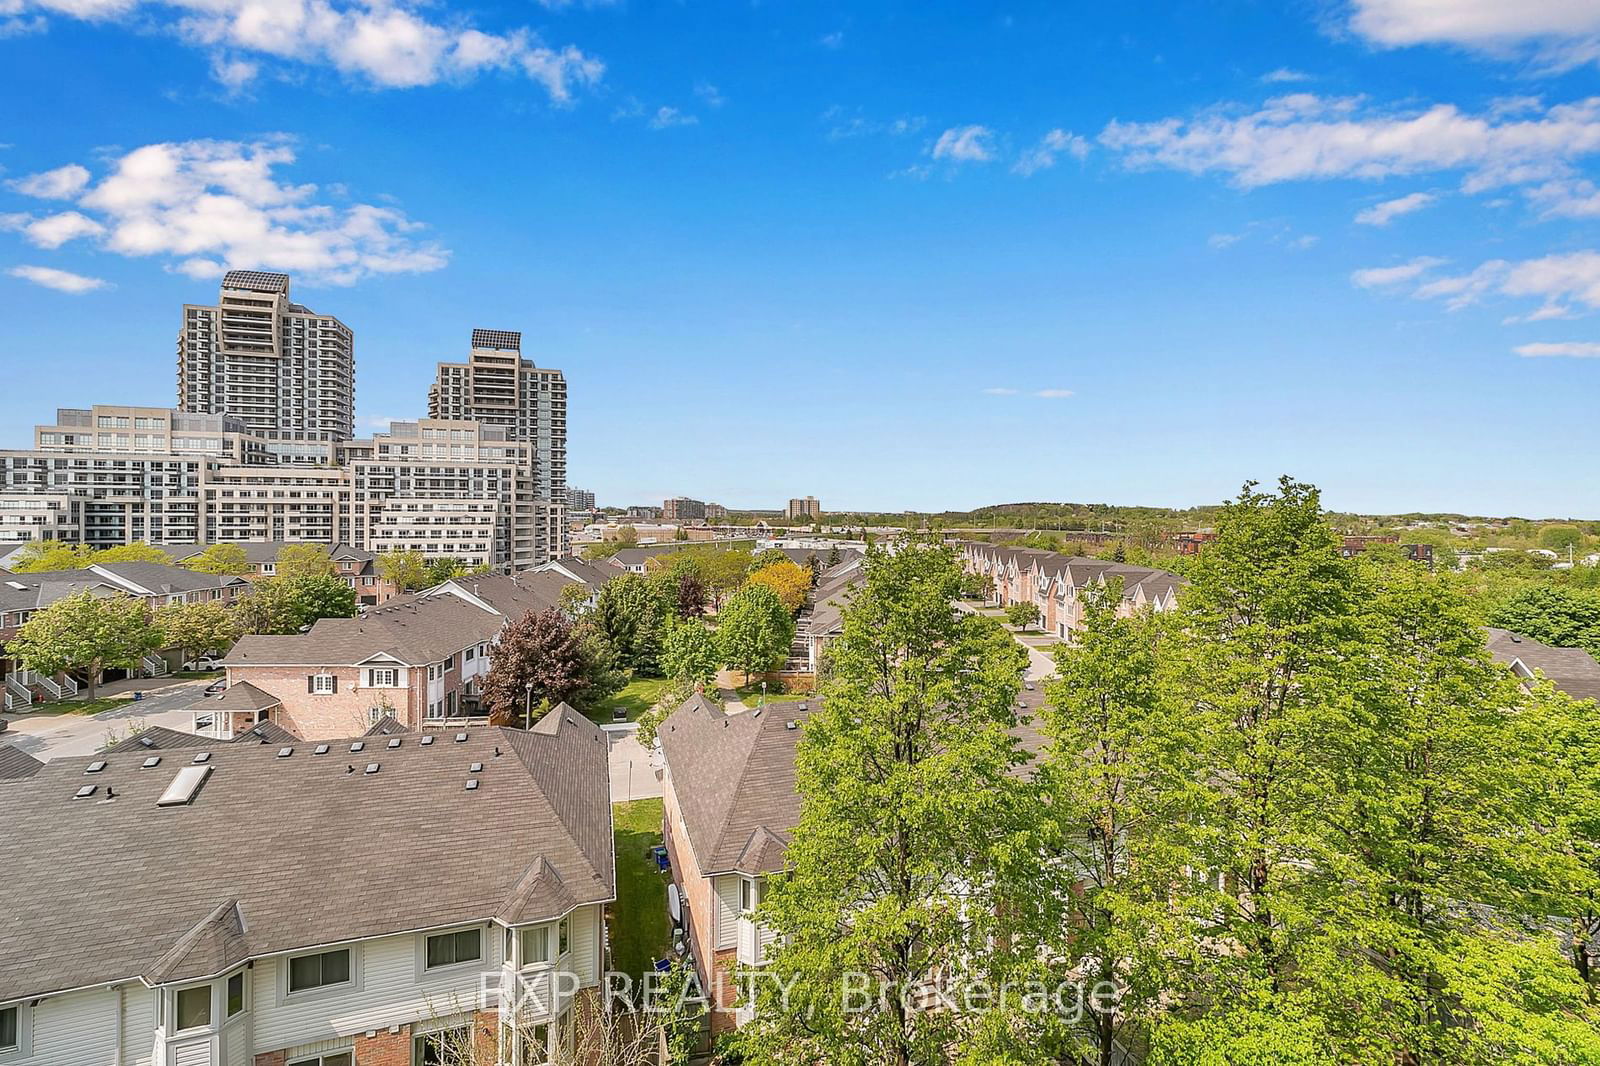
[132,691,144,701]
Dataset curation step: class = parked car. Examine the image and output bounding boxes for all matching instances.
[184,656,221,671]
[203,678,227,696]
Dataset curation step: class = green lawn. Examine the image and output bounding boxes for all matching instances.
[731,682,806,707]
[608,799,674,987]
[174,670,224,680]
[591,676,676,724]
[22,696,133,717]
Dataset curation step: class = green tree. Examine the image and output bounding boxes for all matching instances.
[93,541,173,565]
[181,543,251,576]
[11,590,160,698]
[614,525,640,548]
[284,575,356,626]
[581,541,623,561]
[714,583,794,683]
[1488,585,1600,655]
[231,578,303,635]
[1003,600,1040,629]
[747,547,789,574]
[1541,525,1587,555]
[1025,582,1203,1066]
[594,573,671,674]
[275,542,336,581]
[739,544,1030,1065]
[156,601,240,668]
[376,549,431,592]
[660,619,719,688]
[9,539,94,572]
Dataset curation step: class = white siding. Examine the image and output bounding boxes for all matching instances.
[125,990,158,1066]
[569,906,600,987]
[220,1019,247,1066]
[169,1037,214,1066]
[11,986,118,1066]
[251,926,501,1050]
[713,877,741,952]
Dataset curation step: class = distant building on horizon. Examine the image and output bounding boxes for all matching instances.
[786,496,821,521]
[178,271,356,455]
[663,496,707,521]
[566,487,596,510]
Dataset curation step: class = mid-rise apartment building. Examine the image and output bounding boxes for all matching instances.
[565,487,596,511]
[178,271,355,449]
[662,497,706,522]
[0,407,558,571]
[785,496,820,521]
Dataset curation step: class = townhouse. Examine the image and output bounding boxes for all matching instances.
[657,695,809,1033]
[167,542,396,606]
[956,541,1182,638]
[215,572,578,739]
[0,707,613,1066]
[1,562,251,708]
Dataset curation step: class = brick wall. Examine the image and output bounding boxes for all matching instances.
[661,773,716,997]
[227,664,419,739]
[253,1053,286,1066]
[353,1025,411,1066]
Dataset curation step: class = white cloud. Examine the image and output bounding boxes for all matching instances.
[693,82,724,108]
[1100,94,1600,197]
[11,163,91,199]
[1012,129,1090,176]
[1350,0,1600,58]
[20,210,107,248]
[1261,67,1312,83]
[7,264,109,292]
[932,125,995,163]
[819,30,844,48]
[1351,255,1448,288]
[823,107,924,141]
[982,387,1019,395]
[1408,250,1600,316]
[1513,341,1600,357]
[649,106,697,129]
[1035,388,1074,398]
[1355,190,1438,225]
[1208,232,1243,249]
[8,138,448,286]
[10,0,603,97]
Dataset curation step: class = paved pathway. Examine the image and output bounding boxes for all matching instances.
[952,600,1056,681]
[1,679,211,761]
[605,724,663,803]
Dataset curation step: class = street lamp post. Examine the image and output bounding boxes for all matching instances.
[524,681,534,730]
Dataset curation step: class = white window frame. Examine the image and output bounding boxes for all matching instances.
[0,1003,23,1055]
[172,982,214,1034]
[311,674,335,695]
[283,946,355,999]
[288,1053,353,1066]
[225,970,246,1018]
[420,925,484,973]
[367,667,398,688]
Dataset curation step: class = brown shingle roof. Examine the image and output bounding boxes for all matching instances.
[658,696,814,876]
[225,595,501,667]
[1486,627,1600,702]
[0,706,613,1001]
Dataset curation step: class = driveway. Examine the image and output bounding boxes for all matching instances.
[605,724,662,804]
[1,679,212,762]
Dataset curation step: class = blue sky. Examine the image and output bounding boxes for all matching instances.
[4,1,1600,516]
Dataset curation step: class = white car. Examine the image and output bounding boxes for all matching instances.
[184,656,221,671]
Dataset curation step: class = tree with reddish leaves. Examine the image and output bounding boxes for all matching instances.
[483,607,612,727]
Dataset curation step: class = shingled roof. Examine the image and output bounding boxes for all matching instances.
[1486,627,1600,703]
[225,594,502,668]
[0,744,43,780]
[0,706,613,1001]
[658,696,814,876]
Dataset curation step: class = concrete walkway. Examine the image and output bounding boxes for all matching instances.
[605,724,662,803]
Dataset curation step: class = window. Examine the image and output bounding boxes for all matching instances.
[226,972,244,1017]
[0,1006,17,1051]
[174,984,211,1031]
[519,925,550,967]
[741,877,760,914]
[287,948,351,993]
[559,917,569,957]
[310,674,335,695]
[424,927,481,970]
[413,1026,468,1066]
[289,1054,352,1066]
[368,667,397,687]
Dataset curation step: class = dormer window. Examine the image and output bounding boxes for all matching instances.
[174,984,212,1032]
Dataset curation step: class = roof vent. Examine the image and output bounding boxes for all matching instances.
[469,762,483,773]
[465,779,480,791]
[142,756,162,769]
[85,760,107,774]
[139,736,155,749]
[157,765,213,807]
[387,738,401,749]
[364,762,380,775]
[277,747,293,758]
[751,708,762,718]
[350,741,365,753]
[74,784,97,799]
[420,735,435,746]
[313,744,330,755]
[454,732,468,743]
[192,752,211,764]
[785,720,798,730]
